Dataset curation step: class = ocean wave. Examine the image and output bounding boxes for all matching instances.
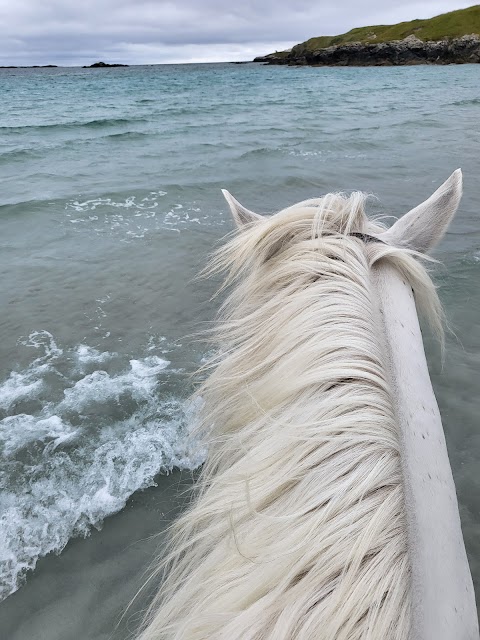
[238,147,283,160]
[450,98,480,106]
[0,129,154,166]
[102,131,151,141]
[0,331,205,601]
[0,147,42,163]
[0,117,148,133]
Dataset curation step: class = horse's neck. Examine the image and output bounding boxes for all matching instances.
[372,263,478,640]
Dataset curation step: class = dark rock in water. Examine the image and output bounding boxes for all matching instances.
[255,35,480,66]
[83,61,129,68]
[230,61,250,64]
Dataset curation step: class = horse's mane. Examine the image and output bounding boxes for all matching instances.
[137,193,443,640]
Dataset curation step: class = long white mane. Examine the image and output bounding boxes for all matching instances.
[137,192,446,640]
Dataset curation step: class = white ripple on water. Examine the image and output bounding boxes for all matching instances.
[0,331,205,601]
[284,147,368,160]
[64,191,224,240]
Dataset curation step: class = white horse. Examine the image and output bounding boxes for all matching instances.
[137,170,477,640]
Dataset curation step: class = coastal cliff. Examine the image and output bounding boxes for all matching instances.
[254,5,480,66]
[255,34,480,66]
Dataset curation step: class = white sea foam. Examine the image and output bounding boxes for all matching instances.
[74,344,114,366]
[64,191,224,239]
[0,332,63,412]
[0,373,44,411]
[0,331,204,601]
[61,356,169,411]
[0,415,79,457]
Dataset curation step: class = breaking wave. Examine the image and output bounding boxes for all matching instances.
[0,331,205,601]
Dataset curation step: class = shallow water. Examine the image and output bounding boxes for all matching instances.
[0,63,479,632]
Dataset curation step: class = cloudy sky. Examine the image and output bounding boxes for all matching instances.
[0,0,475,66]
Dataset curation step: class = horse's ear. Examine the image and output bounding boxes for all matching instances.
[380,169,462,253]
[221,190,263,228]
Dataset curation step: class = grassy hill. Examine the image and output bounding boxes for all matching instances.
[288,5,480,54]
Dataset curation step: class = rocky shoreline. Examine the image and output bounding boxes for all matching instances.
[255,34,480,66]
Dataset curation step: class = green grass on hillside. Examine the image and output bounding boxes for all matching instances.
[294,4,480,53]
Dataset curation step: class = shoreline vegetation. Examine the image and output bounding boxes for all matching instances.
[254,4,480,66]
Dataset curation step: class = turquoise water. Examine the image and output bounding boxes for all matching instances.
[0,63,479,615]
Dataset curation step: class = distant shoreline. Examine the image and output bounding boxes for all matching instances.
[0,64,59,69]
[0,61,130,69]
[0,61,256,69]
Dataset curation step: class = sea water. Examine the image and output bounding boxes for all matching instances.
[0,62,479,611]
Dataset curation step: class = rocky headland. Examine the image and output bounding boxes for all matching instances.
[254,4,480,66]
[255,34,480,66]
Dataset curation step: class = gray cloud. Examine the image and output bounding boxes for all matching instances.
[0,0,474,65]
